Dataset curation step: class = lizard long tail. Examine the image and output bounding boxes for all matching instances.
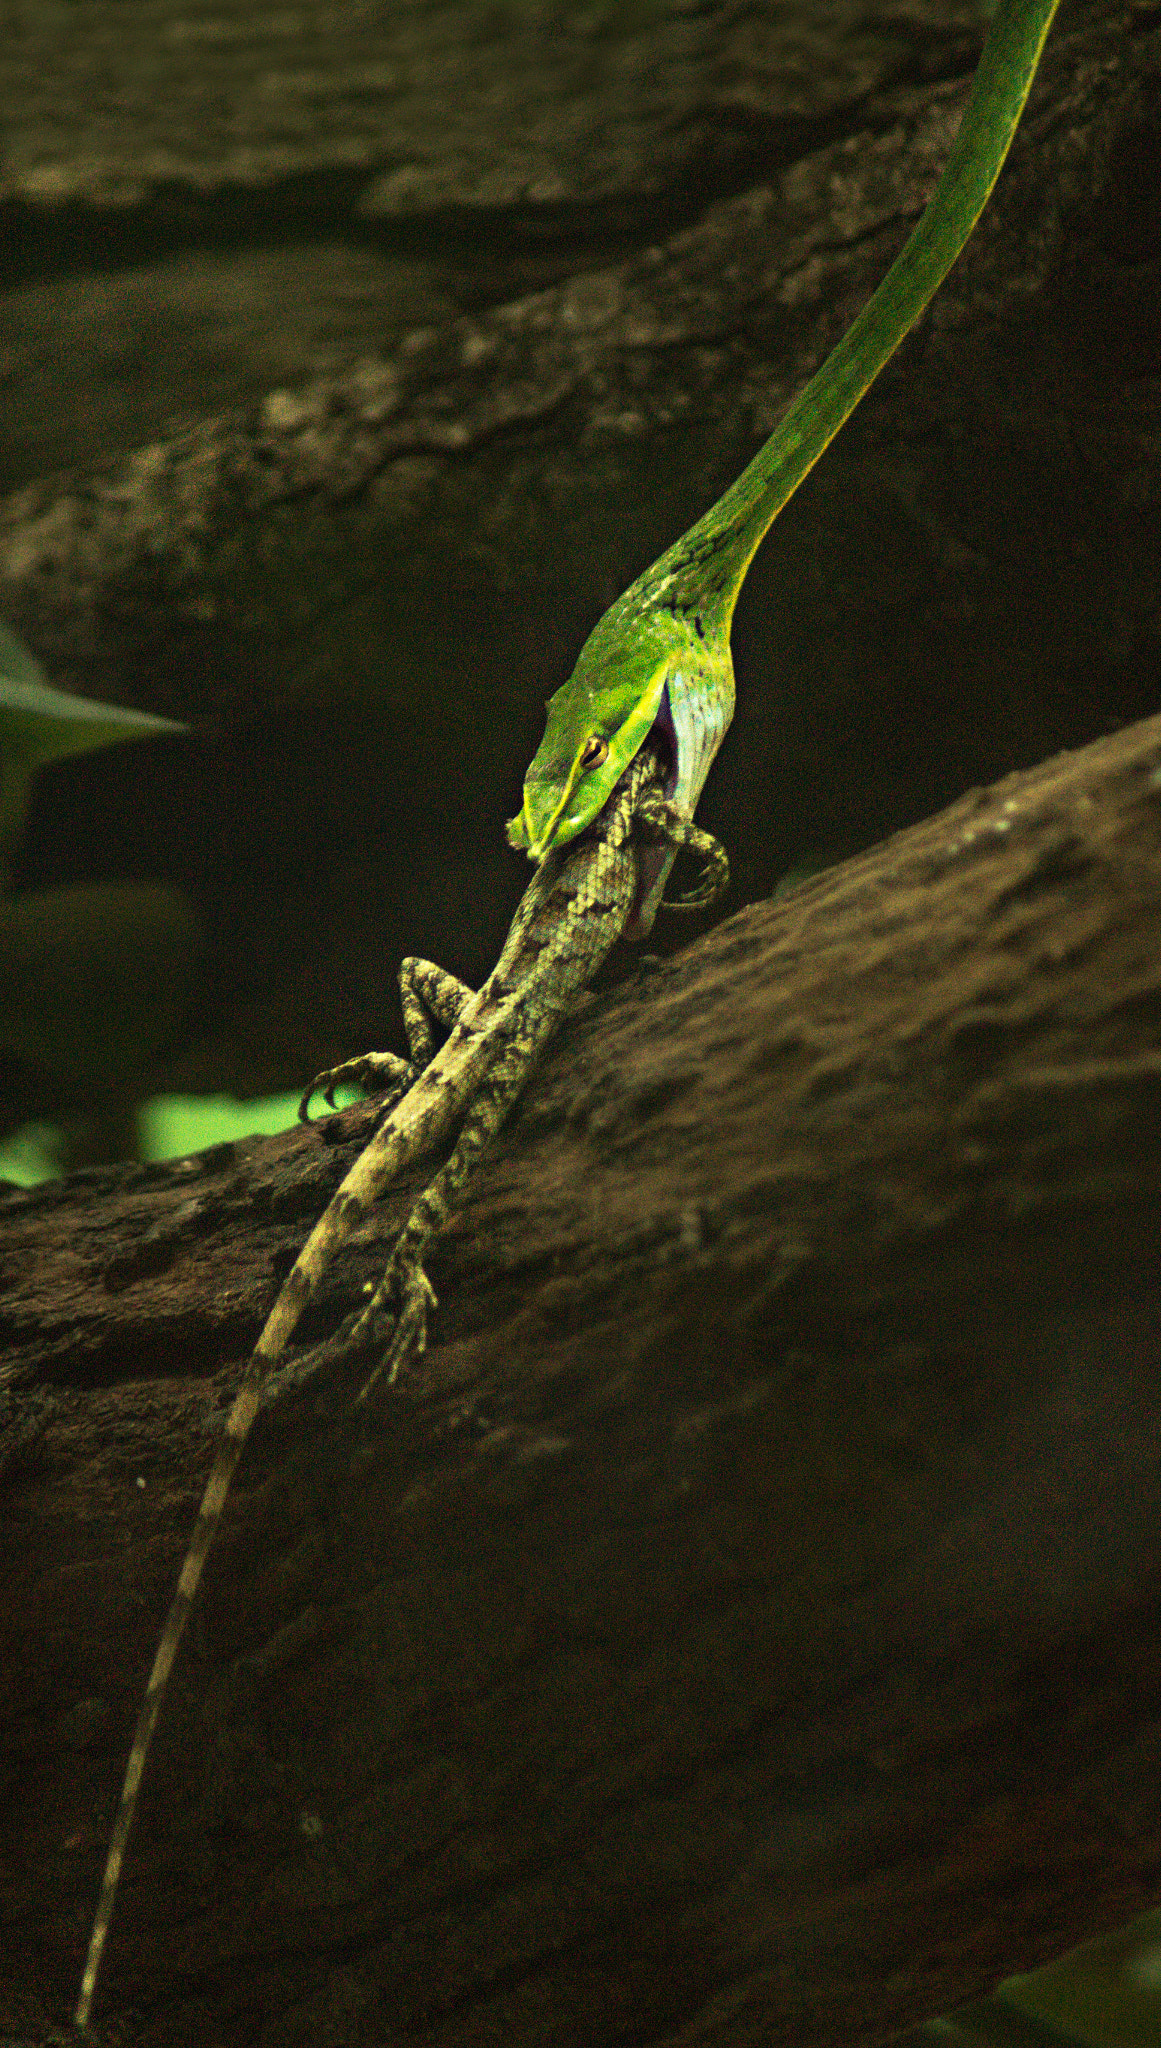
[74,1371,262,2030]
[73,1047,487,2030]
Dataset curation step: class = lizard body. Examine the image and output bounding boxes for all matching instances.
[77,0,1060,2022]
[74,747,720,2031]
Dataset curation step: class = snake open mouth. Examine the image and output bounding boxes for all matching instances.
[624,843,667,942]
[622,694,679,941]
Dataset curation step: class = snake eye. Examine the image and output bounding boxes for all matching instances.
[579,735,609,770]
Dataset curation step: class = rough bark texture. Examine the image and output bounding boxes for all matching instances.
[2,0,1158,1128]
[0,0,998,482]
[3,709,1160,2045]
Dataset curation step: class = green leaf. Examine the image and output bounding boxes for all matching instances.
[889,1907,1161,2048]
[0,618,186,865]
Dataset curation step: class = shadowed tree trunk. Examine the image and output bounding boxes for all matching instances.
[2,709,1160,2045]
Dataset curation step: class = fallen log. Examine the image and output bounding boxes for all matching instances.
[2,708,1160,2045]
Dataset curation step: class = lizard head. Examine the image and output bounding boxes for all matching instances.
[506,586,734,863]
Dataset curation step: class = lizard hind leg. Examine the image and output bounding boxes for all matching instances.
[398,955,477,1066]
[348,1028,531,1397]
[299,957,477,1121]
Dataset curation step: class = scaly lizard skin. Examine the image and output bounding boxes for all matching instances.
[74,744,725,2031]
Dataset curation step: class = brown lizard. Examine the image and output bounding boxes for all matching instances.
[74,742,726,2030]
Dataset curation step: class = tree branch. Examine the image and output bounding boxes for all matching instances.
[3,709,1160,2043]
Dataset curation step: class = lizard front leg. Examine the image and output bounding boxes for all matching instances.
[633,789,730,911]
[300,956,477,1119]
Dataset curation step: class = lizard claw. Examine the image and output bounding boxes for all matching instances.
[352,1265,439,1403]
[299,1052,414,1123]
[663,838,730,914]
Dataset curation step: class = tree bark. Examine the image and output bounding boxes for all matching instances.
[3,708,1160,2045]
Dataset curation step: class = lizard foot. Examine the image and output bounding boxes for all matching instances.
[299,1052,414,1122]
[664,831,730,913]
[350,1262,439,1402]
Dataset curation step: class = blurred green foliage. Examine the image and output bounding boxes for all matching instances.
[0,618,204,1172]
[0,618,184,872]
[999,1907,1161,2048]
[0,1084,364,1186]
[894,1905,1161,2047]
[0,881,202,1088]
